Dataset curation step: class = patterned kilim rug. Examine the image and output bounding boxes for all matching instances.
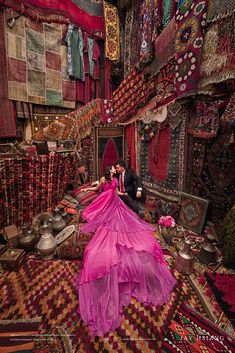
[0,255,198,352]
[162,304,235,353]
[0,317,40,353]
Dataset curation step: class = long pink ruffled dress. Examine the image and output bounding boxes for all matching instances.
[77,178,176,337]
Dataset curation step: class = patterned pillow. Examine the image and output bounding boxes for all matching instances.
[72,184,98,206]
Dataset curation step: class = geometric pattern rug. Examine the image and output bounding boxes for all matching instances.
[162,304,235,353]
[0,255,197,352]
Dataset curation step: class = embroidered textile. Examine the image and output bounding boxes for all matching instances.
[187,134,235,220]
[140,105,188,199]
[152,16,175,74]
[207,0,235,24]
[162,0,176,29]
[103,1,120,61]
[130,1,142,68]
[0,0,105,35]
[199,13,235,88]
[123,1,142,76]
[178,192,209,234]
[140,0,154,62]
[124,7,134,77]
[87,37,94,77]
[168,102,182,129]
[175,0,208,98]
[78,28,85,80]
[33,99,102,141]
[5,13,76,108]
[113,59,175,123]
[0,8,16,138]
[188,100,219,138]
[66,26,85,80]
[101,99,113,123]
[153,0,164,40]
[66,24,74,76]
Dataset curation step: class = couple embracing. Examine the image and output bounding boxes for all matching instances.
[77,160,176,337]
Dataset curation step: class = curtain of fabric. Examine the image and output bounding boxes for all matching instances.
[0,0,105,35]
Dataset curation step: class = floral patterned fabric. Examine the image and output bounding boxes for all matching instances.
[175,0,208,98]
[103,1,120,61]
[140,0,154,63]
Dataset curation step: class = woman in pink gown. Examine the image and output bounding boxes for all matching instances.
[77,166,176,337]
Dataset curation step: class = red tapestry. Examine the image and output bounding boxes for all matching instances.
[148,126,171,181]
[101,138,119,176]
[0,8,16,138]
[0,0,104,35]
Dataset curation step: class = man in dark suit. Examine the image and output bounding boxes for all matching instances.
[114,160,145,217]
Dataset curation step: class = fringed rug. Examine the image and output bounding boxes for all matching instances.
[0,256,194,352]
[162,304,235,353]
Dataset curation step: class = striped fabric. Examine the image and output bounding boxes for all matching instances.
[0,318,40,353]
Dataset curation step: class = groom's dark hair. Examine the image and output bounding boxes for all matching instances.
[114,159,126,168]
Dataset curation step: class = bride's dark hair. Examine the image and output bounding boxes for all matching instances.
[104,165,113,183]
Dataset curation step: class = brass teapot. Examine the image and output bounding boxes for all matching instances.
[174,237,194,274]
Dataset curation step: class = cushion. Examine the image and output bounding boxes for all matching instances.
[72,183,98,206]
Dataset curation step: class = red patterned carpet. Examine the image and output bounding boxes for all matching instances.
[162,304,235,353]
[0,255,194,352]
[1,251,233,353]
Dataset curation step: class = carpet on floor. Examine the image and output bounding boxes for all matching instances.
[0,255,193,352]
[162,303,235,353]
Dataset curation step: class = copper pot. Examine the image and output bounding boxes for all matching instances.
[174,238,194,274]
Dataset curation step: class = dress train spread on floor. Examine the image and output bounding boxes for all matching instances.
[77,178,176,337]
